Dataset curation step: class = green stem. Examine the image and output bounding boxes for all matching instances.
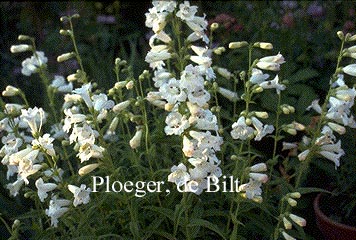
[69,18,86,79]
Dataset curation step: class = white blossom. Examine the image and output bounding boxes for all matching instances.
[68,184,91,207]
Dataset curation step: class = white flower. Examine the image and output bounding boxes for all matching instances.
[164,111,190,135]
[231,116,255,140]
[152,69,171,87]
[21,107,46,136]
[92,93,115,112]
[256,53,285,71]
[282,142,298,151]
[251,117,274,141]
[182,135,196,157]
[342,64,356,77]
[185,15,208,33]
[319,151,342,169]
[187,85,210,107]
[21,51,48,76]
[78,142,105,163]
[45,197,71,227]
[73,83,93,109]
[326,97,355,127]
[250,68,270,84]
[6,178,24,197]
[238,179,262,199]
[145,7,168,33]
[35,178,57,202]
[145,46,171,63]
[298,149,310,161]
[187,103,218,131]
[149,31,172,48]
[50,75,73,93]
[327,122,346,135]
[152,1,177,13]
[259,75,286,94]
[176,1,197,21]
[168,163,190,186]
[68,184,91,207]
[1,134,23,156]
[159,78,187,104]
[306,99,322,114]
[189,130,223,153]
[32,134,56,157]
[18,157,42,185]
[63,108,86,133]
[129,128,143,149]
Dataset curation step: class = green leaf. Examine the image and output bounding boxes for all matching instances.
[296,187,331,194]
[144,206,174,222]
[188,218,227,240]
[286,68,319,83]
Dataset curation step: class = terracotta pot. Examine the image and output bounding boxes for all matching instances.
[313,193,356,240]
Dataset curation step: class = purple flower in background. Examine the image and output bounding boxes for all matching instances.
[96,15,116,24]
[307,2,324,18]
[280,1,298,10]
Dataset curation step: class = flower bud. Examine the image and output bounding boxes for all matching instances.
[246,118,252,125]
[210,22,219,31]
[286,128,297,135]
[213,47,226,55]
[59,29,71,36]
[289,214,306,227]
[287,105,295,113]
[287,198,297,207]
[10,44,32,53]
[129,127,143,149]
[72,13,80,18]
[18,35,31,41]
[67,73,78,82]
[229,41,248,49]
[164,103,174,111]
[113,100,131,113]
[2,85,19,97]
[348,34,356,42]
[217,67,232,79]
[298,149,310,161]
[125,80,134,90]
[249,173,268,183]
[254,42,273,50]
[283,217,292,230]
[217,87,238,102]
[230,155,239,161]
[253,86,264,93]
[327,122,346,135]
[337,31,344,41]
[250,163,267,172]
[255,111,268,119]
[282,106,290,114]
[114,81,127,89]
[290,192,301,199]
[343,64,356,77]
[57,52,76,62]
[281,231,295,240]
[78,163,101,176]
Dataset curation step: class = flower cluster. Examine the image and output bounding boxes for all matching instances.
[145,1,222,195]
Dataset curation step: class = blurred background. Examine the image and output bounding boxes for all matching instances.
[1,1,355,239]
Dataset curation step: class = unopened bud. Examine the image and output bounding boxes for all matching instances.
[254,42,273,50]
[283,217,292,230]
[282,106,290,114]
[59,29,71,36]
[289,214,306,227]
[246,118,252,125]
[113,100,131,113]
[2,85,19,97]
[286,128,297,135]
[229,41,248,49]
[129,127,143,149]
[337,31,344,41]
[78,163,101,176]
[126,80,134,90]
[57,52,75,62]
[210,22,219,31]
[253,86,263,93]
[250,163,267,172]
[18,35,31,41]
[72,13,80,18]
[255,111,268,119]
[213,47,226,55]
[230,155,239,161]
[164,103,174,111]
[290,192,301,199]
[287,198,297,207]
[10,44,32,53]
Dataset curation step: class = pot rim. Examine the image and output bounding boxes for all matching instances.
[314,192,356,232]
